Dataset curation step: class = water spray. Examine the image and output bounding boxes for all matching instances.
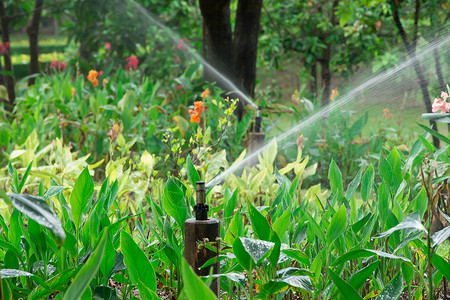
[184,181,220,295]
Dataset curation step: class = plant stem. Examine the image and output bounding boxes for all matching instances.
[248,269,254,300]
[427,220,434,300]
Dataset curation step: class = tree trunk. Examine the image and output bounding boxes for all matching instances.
[320,47,332,107]
[233,0,263,118]
[391,0,439,148]
[0,0,15,111]
[199,0,233,84]
[27,0,44,86]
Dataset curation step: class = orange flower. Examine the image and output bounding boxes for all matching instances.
[194,101,204,114]
[103,78,108,88]
[87,70,99,87]
[201,88,210,98]
[330,88,339,101]
[189,109,200,124]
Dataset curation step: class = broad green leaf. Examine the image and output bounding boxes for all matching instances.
[224,210,244,245]
[181,259,217,300]
[328,160,343,201]
[120,231,157,292]
[206,272,246,287]
[281,249,309,266]
[361,165,374,202]
[162,177,187,230]
[233,237,274,270]
[387,148,403,192]
[64,229,108,300]
[1,269,34,278]
[326,204,347,246]
[328,268,363,300]
[223,189,238,221]
[235,110,253,144]
[186,156,201,189]
[70,168,94,229]
[7,193,65,243]
[375,271,403,299]
[304,210,326,244]
[273,208,290,240]
[345,168,362,200]
[348,261,379,290]
[432,253,450,281]
[44,186,67,200]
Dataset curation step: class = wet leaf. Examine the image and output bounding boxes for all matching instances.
[233,237,274,269]
[332,249,411,266]
[431,225,450,247]
[0,269,34,278]
[375,271,403,299]
[374,220,427,239]
[7,193,65,244]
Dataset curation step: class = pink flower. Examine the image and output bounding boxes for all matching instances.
[104,42,111,51]
[125,56,139,71]
[441,91,449,100]
[50,60,67,71]
[0,42,9,54]
[174,56,181,64]
[432,97,448,113]
[177,39,188,50]
[99,70,104,77]
[176,84,185,94]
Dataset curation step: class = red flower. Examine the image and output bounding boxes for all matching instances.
[104,42,111,51]
[125,56,139,71]
[176,84,185,94]
[174,56,181,64]
[0,42,10,54]
[177,39,188,50]
[50,60,67,71]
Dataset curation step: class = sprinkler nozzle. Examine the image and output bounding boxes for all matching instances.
[255,107,262,133]
[194,181,208,220]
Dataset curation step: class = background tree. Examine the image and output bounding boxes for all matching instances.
[199,0,263,120]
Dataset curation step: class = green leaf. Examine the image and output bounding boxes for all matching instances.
[418,123,450,145]
[348,261,379,290]
[70,168,94,229]
[7,193,66,244]
[304,210,326,244]
[233,237,274,270]
[326,204,347,246]
[328,160,343,202]
[63,229,108,300]
[224,210,244,245]
[345,168,362,200]
[375,271,403,299]
[120,231,157,292]
[273,208,290,240]
[18,161,33,193]
[186,156,201,189]
[387,148,403,192]
[223,189,238,221]
[181,258,217,300]
[162,177,187,230]
[361,165,374,202]
[281,248,309,266]
[328,268,363,300]
[432,253,450,281]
